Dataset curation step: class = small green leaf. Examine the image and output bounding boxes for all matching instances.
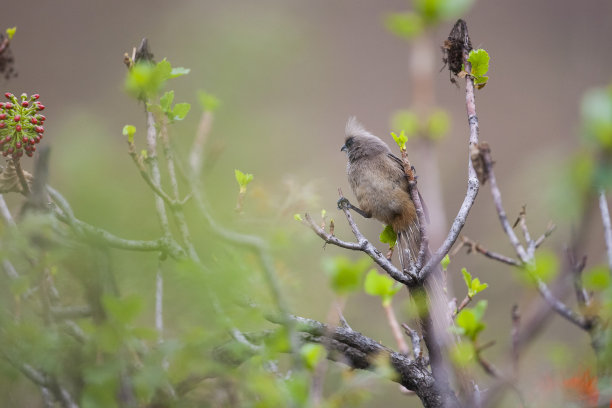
[462,268,473,290]
[527,251,559,283]
[391,110,419,139]
[364,269,401,306]
[140,149,148,159]
[379,225,397,248]
[384,12,424,40]
[235,169,254,193]
[321,209,327,219]
[323,256,371,294]
[102,295,143,325]
[467,49,490,87]
[159,91,174,112]
[122,125,136,143]
[169,67,190,78]
[391,130,408,150]
[294,214,303,222]
[462,268,488,297]
[197,90,221,112]
[172,102,191,121]
[426,109,450,141]
[6,27,16,40]
[300,343,326,371]
[583,265,611,290]
[450,342,476,367]
[455,300,487,341]
[441,254,450,271]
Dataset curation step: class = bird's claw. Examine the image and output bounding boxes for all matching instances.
[337,197,351,210]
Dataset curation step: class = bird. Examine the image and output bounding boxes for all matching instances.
[339,116,423,272]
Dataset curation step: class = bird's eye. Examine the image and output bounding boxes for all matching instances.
[345,137,354,147]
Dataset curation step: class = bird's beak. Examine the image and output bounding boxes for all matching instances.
[341,144,347,152]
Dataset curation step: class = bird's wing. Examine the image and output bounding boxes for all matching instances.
[387,153,430,224]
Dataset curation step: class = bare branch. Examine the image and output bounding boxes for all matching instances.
[402,323,423,362]
[420,45,482,279]
[0,194,15,227]
[303,212,412,285]
[384,303,409,354]
[48,186,185,258]
[455,236,522,267]
[481,148,528,263]
[599,190,612,272]
[534,222,556,249]
[534,277,590,330]
[510,305,520,377]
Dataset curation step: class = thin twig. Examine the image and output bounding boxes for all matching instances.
[534,222,556,249]
[534,277,590,330]
[189,111,213,176]
[599,190,612,272]
[481,148,528,263]
[48,187,185,258]
[401,323,423,362]
[0,194,15,227]
[456,236,522,267]
[510,305,520,378]
[384,303,409,354]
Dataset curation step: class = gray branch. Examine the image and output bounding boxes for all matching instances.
[599,190,612,272]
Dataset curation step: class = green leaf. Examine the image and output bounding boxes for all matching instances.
[172,102,191,121]
[102,294,143,325]
[321,209,327,219]
[441,254,450,271]
[6,27,16,40]
[391,110,419,139]
[583,265,611,290]
[300,343,326,371]
[293,214,303,222]
[450,342,476,367]
[581,88,612,149]
[391,130,408,150]
[384,12,424,40]
[235,169,254,193]
[364,270,401,306]
[323,256,371,294]
[527,251,559,283]
[426,109,450,141]
[170,67,190,78]
[140,149,148,160]
[122,125,136,143]
[468,49,490,87]
[379,225,397,248]
[461,268,488,297]
[455,300,487,341]
[159,91,174,112]
[197,90,221,112]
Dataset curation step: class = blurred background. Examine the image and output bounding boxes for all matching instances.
[3,0,612,406]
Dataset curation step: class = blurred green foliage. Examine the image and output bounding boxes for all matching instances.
[364,270,402,307]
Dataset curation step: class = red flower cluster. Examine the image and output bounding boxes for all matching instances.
[0,92,46,158]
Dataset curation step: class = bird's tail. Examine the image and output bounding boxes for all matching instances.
[396,223,421,274]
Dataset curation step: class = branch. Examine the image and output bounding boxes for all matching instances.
[303,212,412,285]
[47,186,185,259]
[420,40,481,279]
[273,315,461,408]
[454,236,522,267]
[599,190,612,272]
[481,148,528,263]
